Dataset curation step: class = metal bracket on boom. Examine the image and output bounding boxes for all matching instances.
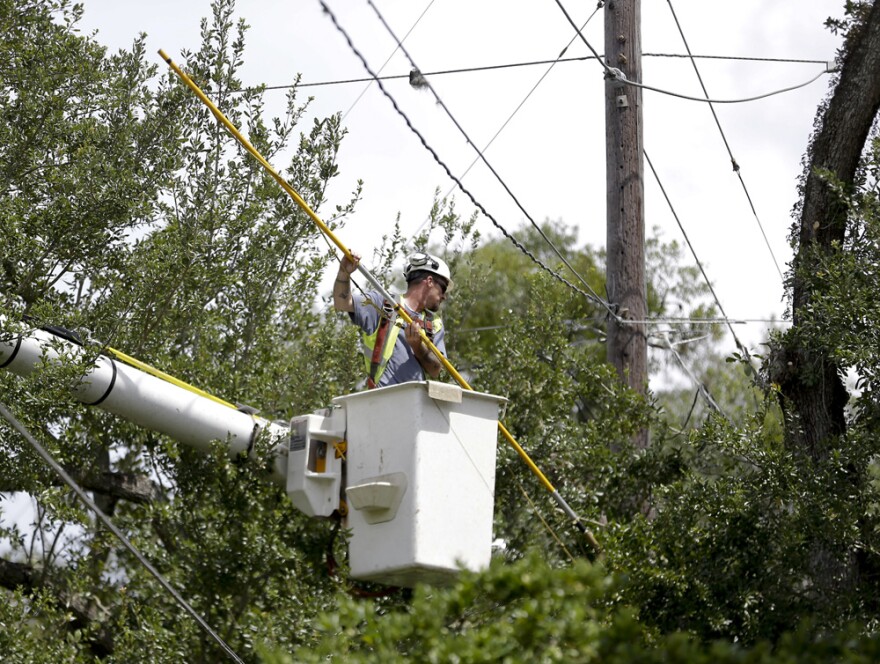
[286,409,345,517]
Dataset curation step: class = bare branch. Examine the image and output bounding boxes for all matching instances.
[0,469,165,504]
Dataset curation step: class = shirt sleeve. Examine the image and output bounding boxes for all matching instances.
[349,289,383,334]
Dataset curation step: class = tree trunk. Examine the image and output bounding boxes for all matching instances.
[772,0,880,614]
[777,1,880,459]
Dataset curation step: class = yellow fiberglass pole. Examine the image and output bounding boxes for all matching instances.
[159,50,600,553]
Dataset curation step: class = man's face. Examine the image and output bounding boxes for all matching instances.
[425,274,448,312]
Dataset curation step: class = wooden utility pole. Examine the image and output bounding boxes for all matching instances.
[605,0,648,445]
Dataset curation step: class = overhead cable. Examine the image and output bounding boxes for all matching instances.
[408,4,602,249]
[459,317,790,333]
[630,316,789,326]
[552,0,614,75]
[646,150,766,402]
[255,53,831,91]
[665,0,783,281]
[320,2,611,314]
[642,53,830,65]
[363,0,614,316]
[644,150,745,347]
[615,67,828,104]
[316,1,439,287]
[341,0,436,121]
[677,389,701,433]
[552,0,829,104]
[656,334,730,422]
[0,402,246,664]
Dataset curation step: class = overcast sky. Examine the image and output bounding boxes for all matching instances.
[77,0,846,354]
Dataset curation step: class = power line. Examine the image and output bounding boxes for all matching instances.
[319,1,611,314]
[409,3,602,246]
[340,0,436,121]
[551,0,830,104]
[319,1,438,291]
[458,317,790,333]
[363,0,614,316]
[644,149,740,344]
[634,317,788,326]
[664,0,783,282]
[657,333,730,422]
[0,402,246,664]
[642,53,830,65]
[645,149,769,395]
[458,317,789,336]
[613,66,828,104]
[253,54,830,92]
[552,0,612,75]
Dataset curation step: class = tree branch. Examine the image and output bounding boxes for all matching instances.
[0,469,165,505]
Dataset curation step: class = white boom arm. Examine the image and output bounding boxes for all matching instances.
[1,326,286,481]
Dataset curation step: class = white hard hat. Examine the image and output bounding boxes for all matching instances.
[403,252,451,283]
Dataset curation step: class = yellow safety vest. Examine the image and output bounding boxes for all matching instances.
[361,296,443,388]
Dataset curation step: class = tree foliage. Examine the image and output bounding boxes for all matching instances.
[0,0,359,659]
[4,0,880,662]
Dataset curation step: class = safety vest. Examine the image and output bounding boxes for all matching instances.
[362,296,443,389]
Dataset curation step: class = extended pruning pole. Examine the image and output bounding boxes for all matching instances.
[159,50,599,553]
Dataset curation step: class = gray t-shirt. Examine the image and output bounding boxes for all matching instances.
[350,289,446,387]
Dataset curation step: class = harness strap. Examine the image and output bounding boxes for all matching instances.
[367,300,397,389]
[363,298,442,388]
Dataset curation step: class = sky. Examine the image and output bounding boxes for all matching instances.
[75,0,846,356]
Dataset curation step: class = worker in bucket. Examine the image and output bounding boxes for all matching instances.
[333,251,450,388]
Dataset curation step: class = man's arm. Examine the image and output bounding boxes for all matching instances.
[405,320,443,379]
[333,254,360,313]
